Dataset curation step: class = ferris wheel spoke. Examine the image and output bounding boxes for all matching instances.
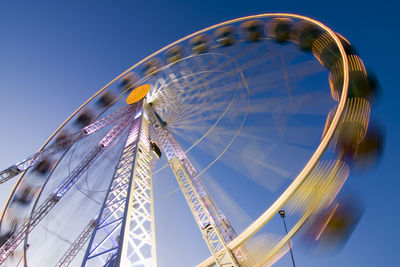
[152,71,243,131]
[175,70,237,98]
[237,57,323,92]
[161,57,237,99]
[0,105,134,185]
[174,130,293,192]
[0,107,137,264]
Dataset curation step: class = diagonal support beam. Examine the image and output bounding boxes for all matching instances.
[163,130,249,265]
[147,105,239,267]
[55,219,97,267]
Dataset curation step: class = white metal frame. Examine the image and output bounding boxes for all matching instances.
[82,102,156,267]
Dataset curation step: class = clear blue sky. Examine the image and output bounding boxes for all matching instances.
[0,0,399,266]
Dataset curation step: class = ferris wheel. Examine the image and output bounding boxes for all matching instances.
[0,13,381,267]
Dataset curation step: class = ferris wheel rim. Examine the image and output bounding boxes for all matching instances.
[22,13,349,152]
[1,13,349,266]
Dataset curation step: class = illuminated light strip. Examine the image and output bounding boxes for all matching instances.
[284,160,349,216]
[311,32,336,66]
[255,158,347,267]
[340,97,370,144]
[329,55,368,101]
[315,203,340,241]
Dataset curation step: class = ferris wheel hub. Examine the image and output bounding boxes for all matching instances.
[126,83,151,104]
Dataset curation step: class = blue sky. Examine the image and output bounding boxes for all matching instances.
[0,0,399,266]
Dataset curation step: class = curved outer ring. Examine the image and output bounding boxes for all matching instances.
[1,13,349,266]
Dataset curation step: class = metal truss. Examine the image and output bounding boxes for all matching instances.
[0,110,135,264]
[164,131,248,265]
[147,105,239,267]
[55,219,96,267]
[0,105,134,184]
[166,131,237,239]
[82,101,156,267]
